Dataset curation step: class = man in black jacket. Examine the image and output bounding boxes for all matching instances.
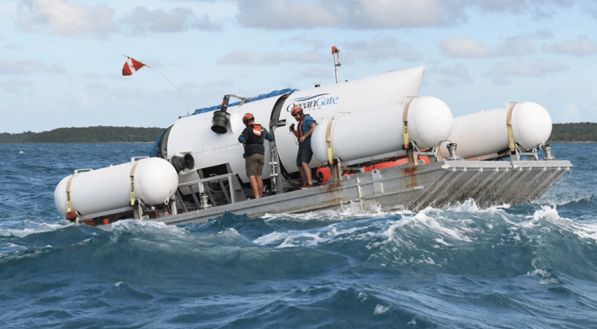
[238,113,274,198]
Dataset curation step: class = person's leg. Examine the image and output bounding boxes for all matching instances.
[298,166,308,186]
[300,143,314,187]
[301,162,313,185]
[249,175,261,198]
[247,154,262,198]
[257,176,264,197]
[297,146,308,186]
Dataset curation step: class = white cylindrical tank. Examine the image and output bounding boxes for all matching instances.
[54,157,178,217]
[439,102,552,159]
[311,96,453,164]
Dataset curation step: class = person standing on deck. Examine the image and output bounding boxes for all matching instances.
[289,106,317,189]
[238,113,274,198]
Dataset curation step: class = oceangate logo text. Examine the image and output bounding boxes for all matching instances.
[286,93,339,112]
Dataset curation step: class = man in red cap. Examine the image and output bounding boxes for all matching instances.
[238,113,274,198]
[289,105,317,189]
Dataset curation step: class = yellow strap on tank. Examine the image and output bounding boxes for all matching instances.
[506,103,517,153]
[326,119,334,165]
[66,176,74,213]
[403,98,414,150]
[130,161,140,206]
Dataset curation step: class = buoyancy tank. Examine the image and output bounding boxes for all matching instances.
[310,96,453,164]
[439,102,552,159]
[54,157,178,217]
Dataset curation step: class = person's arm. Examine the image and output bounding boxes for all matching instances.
[238,128,249,143]
[264,128,274,142]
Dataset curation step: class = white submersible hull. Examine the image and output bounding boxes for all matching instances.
[54,65,572,227]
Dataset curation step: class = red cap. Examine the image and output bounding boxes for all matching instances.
[291,106,303,116]
[242,113,254,124]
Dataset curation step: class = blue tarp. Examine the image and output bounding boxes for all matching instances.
[190,88,297,116]
[148,129,165,157]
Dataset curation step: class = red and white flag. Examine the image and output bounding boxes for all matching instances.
[122,58,146,76]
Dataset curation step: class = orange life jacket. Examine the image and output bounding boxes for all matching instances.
[253,124,262,136]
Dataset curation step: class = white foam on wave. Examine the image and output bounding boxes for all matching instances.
[571,221,597,243]
[522,205,565,228]
[261,200,389,222]
[539,193,593,207]
[253,218,385,249]
[253,226,337,249]
[524,205,597,244]
[445,198,510,213]
[527,268,560,285]
[374,304,389,315]
[0,220,67,238]
[385,208,475,245]
[111,219,189,236]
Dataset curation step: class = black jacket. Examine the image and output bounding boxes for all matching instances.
[238,124,274,158]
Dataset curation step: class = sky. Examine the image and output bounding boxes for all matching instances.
[1,0,597,134]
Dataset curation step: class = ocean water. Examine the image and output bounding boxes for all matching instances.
[0,143,596,329]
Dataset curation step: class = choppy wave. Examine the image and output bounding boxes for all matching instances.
[1,143,596,328]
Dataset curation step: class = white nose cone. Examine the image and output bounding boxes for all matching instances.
[512,102,552,150]
[408,96,454,149]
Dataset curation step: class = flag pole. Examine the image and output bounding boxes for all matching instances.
[105,47,190,114]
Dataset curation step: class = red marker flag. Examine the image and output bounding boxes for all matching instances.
[122,58,146,76]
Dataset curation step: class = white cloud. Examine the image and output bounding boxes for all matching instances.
[491,77,511,86]
[465,0,573,18]
[487,59,568,78]
[344,37,421,62]
[440,37,495,58]
[16,0,117,37]
[526,28,554,39]
[0,60,66,75]
[15,1,221,37]
[561,102,582,122]
[217,50,327,65]
[232,0,576,30]
[496,38,535,56]
[336,0,464,29]
[120,6,221,34]
[235,0,464,29]
[0,78,34,93]
[578,2,597,19]
[441,63,473,84]
[440,36,534,58]
[548,35,597,57]
[300,67,332,79]
[280,36,325,49]
[236,0,338,29]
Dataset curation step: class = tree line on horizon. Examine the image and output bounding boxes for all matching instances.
[0,123,595,143]
[0,126,166,143]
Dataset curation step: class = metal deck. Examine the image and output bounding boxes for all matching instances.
[154,159,572,226]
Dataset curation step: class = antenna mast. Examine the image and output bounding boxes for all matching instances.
[332,46,341,84]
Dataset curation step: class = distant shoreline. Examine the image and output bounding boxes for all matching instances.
[1,123,597,143]
[0,142,155,144]
[0,126,164,144]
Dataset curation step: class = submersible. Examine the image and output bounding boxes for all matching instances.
[54,47,571,227]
